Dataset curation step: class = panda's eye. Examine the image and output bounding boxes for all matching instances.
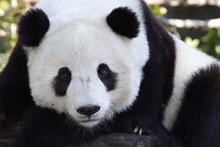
[97,63,118,91]
[98,64,111,79]
[54,67,72,96]
[57,67,72,82]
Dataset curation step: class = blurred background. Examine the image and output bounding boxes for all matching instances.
[0,0,220,70]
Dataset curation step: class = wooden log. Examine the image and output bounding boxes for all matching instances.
[79,133,155,147]
[0,123,155,147]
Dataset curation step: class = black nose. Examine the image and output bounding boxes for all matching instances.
[77,105,100,117]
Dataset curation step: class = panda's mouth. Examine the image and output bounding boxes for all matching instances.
[78,118,100,127]
[80,119,99,123]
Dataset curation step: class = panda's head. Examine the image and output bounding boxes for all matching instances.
[18,1,149,128]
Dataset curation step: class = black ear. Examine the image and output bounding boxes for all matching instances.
[18,8,50,47]
[106,7,140,38]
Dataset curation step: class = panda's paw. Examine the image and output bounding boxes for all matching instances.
[126,119,177,147]
[124,117,155,136]
[133,126,151,136]
[133,126,143,135]
[133,124,155,136]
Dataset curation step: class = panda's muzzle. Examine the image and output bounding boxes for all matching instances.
[77,105,100,117]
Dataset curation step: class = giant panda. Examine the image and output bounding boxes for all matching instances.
[0,0,220,147]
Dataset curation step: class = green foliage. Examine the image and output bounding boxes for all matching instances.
[184,29,220,59]
[150,5,167,17]
[150,5,163,16]
[0,0,30,69]
[150,5,220,59]
[199,29,220,59]
[185,37,200,48]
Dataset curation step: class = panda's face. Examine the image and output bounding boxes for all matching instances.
[22,6,149,128]
[28,24,138,127]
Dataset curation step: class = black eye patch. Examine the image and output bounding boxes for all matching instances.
[97,64,118,91]
[53,67,72,96]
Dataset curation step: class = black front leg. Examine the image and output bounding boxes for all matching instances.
[12,106,101,147]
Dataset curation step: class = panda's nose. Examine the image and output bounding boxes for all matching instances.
[77,105,100,117]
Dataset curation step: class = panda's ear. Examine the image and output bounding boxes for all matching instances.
[106,7,140,39]
[18,8,50,47]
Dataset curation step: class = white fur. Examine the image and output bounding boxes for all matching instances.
[163,35,217,130]
[27,0,149,127]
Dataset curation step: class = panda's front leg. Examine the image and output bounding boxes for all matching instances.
[12,106,98,147]
[12,106,71,147]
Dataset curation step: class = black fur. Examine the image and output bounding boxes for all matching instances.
[53,67,72,96]
[106,7,140,38]
[18,8,50,47]
[12,106,107,147]
[129,0,176,121]
[0,43,33,120]
[173,64,220,147]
